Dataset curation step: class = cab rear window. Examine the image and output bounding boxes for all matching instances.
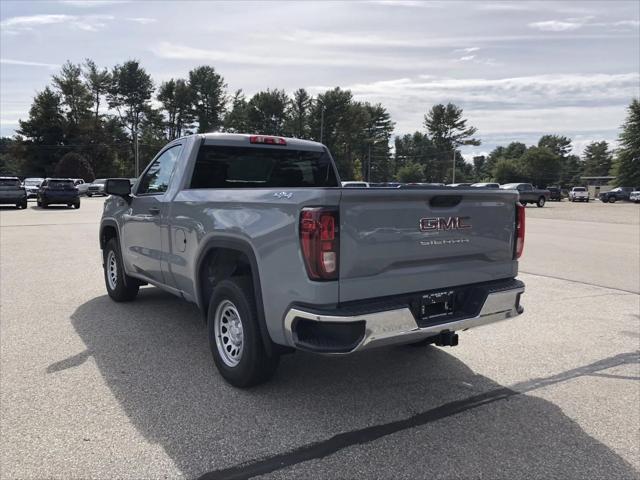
[190,146,339,188]
[48,180,75,189]
[0,179,20,187]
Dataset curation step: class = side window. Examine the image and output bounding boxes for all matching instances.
[137,145,182,195]
[41,180,48,187]
[521,184,532,191]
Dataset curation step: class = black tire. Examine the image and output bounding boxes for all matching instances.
[520,201,527,206]
[36,199,41,207]
[103,238,139,302]
[19,200,27,209]
[73,201,80,209]
[536,196,546,208]
[41,201,48,208]
[608,197,616,203]
[87,193,92,197]
[208,277,279,388]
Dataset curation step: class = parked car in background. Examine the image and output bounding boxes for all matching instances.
[87,178,107,197]
[37,178,81,209]
[630,190,640,203]
[23,177,44,198]
[74,179,89,195]
[471,182,500,188]
[341,181,370,188]
[599,187,636,203]
[447,183,473,187]
[129,177,138,187]
[547,186,563,201]
[569,187,589,202]
[0,176,28,209]
[500,183,550,207]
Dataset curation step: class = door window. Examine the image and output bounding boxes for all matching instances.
[137,145,182,195]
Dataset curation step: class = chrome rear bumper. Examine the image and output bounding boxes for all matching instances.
[284,284,524,353]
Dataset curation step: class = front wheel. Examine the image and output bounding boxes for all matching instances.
[103,238,139,302]
[608,197,616,203]
[73,201,80,209]
[536,196,546,207]
[208,277,279,388]
[86,193,92,197]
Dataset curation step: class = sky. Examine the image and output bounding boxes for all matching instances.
[1,0,638,159]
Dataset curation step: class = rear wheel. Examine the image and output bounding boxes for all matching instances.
[208,277,279,387]
[103,238,139,302]
[87,193,92,197]
[608,197,616,203]
[536,196,546,208]
[520,201,527,206]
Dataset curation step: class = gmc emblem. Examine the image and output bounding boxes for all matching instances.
[420,216,471,232]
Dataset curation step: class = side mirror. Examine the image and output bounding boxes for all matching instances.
[105,178,132,198]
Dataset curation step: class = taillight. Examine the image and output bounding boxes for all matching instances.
[299,207,339,281]
[515,203,525,259]
[249,135,287,146]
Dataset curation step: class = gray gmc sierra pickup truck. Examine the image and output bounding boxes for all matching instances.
[100,133,526,387]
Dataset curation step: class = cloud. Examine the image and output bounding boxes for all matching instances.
[309,73,637,137]
[458,55,476,61]
[529,16,640,32]
[454,47,481,53]
[149,41,445,70]
[59,0,127,6]
[1,13,114,33]
[613,20,640,28]
[1,14,74,29]
[125,17,157,25]
[366,0,443,7]
[0,58,60,69]
[529,20,584,32]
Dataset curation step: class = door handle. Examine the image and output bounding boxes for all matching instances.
[148,207,160,215]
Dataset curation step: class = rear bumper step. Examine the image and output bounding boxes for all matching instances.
[284,279,524,354]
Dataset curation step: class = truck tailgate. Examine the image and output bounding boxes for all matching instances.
[339,188,519,302]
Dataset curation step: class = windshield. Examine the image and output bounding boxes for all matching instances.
[0,179,21,187]
[93,179,106,185]
[48,180,75,189]
[190,146,339,188]
[24,179,42,186]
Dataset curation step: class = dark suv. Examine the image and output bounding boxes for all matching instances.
[37,178,81,208]
[599,187,636,203]
[0,177,28,209]
[547,186,562,201]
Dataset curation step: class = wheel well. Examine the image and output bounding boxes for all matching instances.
[199,248,253,319]
[101,225,118,249]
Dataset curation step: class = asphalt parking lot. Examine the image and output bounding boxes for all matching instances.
[1,197,639,479]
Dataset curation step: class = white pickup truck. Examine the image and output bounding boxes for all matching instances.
[569,187,589,202]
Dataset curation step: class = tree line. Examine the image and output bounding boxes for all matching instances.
[0,58,637,188]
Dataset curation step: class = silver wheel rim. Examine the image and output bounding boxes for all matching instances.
[214,300,244,367]
[107,250,118,290]
[539,198,545,206]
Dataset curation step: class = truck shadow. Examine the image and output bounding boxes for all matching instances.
[64,288,639,479]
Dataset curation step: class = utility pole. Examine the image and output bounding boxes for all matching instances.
[451,148,456,184]
[319,105,325,144]
[367,143,372,182]
[134,128,139,177]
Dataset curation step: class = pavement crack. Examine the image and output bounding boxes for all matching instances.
[197,351,639,480]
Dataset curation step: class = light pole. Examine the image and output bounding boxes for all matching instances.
[451,148,456,184]
[319,105,326,144]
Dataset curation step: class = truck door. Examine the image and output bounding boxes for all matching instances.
[121,144,182,284]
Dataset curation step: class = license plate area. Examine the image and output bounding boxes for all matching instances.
[420,290,455,321]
